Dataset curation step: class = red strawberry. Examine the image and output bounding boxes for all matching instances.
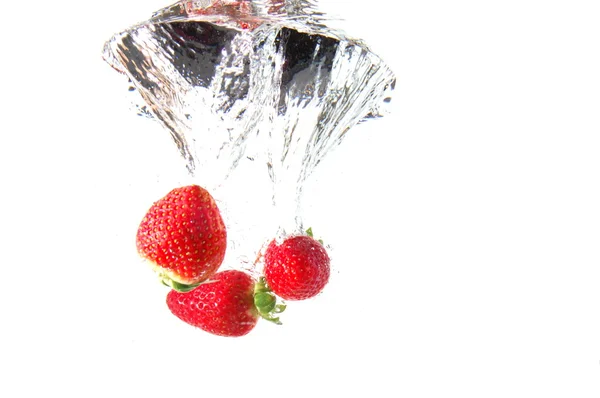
[136,185,227,291]
[263,229,330,300]
[167,270,285,337]
[167,270,257,337]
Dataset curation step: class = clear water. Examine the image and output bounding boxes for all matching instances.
[102,0,395,269]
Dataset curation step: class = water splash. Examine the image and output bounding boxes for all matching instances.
[103,0,395,261]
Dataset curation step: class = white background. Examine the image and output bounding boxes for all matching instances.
[1,0,599,396]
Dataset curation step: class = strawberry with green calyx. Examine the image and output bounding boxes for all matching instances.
[263,228,331,301]
[167,270,257,337]
[166,270,286,337]
[136,185,227,292]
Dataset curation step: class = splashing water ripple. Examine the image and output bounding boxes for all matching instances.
[103,0,395,265]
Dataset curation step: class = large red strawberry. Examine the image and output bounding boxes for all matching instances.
[167,270,285,337]
[136,185,227,291]
[263,228,330,300]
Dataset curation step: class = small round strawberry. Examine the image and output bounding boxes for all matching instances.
[166,270,285,337]
[263,228,330,301]
[136,185,227,291]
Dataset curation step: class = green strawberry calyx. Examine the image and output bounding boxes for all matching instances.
[306,227,324,245]
[254,277,286,325]
[160,276,201,293]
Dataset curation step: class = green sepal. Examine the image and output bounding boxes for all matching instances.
[254,277,286,325]
[306,227,324,245]
[274,304,286,313]
[254,292,276,313]
[160,276,200,293]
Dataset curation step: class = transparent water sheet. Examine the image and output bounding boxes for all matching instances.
[103,0,395,262]
[103,1,394,178]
